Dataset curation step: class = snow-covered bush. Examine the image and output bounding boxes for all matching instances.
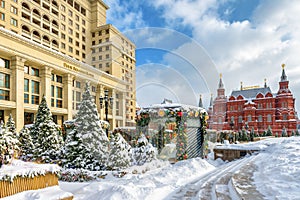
[132,134,157,166]
[59,168,107,182]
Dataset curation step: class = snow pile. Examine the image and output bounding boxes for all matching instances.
[1,186,72,200]
[253,137,300,199]
[60,158,215,200]
[0,160,60,182]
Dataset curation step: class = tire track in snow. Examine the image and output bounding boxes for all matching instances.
[168,154,258,200]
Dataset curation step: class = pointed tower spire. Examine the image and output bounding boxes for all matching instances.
[264,78,267,88]
[198,94,203,108]
[281,63,287,81]
[218,73,224,89]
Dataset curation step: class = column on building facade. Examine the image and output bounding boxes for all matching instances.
[111,89,116,130]
[63,74,74,120]
[11,56,26,132]
[40,66,53,104]
[121,92,126,127]
[98,85,105,121]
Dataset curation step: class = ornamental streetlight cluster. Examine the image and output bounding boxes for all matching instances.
[99,89,113,136]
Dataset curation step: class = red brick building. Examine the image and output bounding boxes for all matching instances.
[208,65,297,135]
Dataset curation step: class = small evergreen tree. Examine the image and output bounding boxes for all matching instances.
[0,127,19,164]
[108,132,131,170]
[64,82,109,170]
[296,129,300,136]
[62,126,87,169]
[132,134,156,166]
[291,130,295,136]
[281,127,287,137]
[6,113,17,137]
[18,127,34,161]
[266,126,273,136]
[241,128,248,141]
[31,95,63,163]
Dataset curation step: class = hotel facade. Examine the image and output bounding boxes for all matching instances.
[0,0,136,131]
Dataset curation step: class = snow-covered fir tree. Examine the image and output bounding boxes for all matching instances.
[18,127,34,161]
[64,82,109,170]
[132,134,156,166]
[62,125,87,169]
[108,132,131,170]
[31,95,63,163]
[6,113,17,137]
[0,126,19,164]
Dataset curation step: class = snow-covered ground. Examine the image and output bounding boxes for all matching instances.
[2,137,300,200]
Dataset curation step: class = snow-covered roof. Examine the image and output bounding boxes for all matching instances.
[142,102,206,114]
[231,87,272,99]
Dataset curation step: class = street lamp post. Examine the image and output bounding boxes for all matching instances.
[99,89,113,136]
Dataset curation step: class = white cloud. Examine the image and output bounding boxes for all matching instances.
[148,0,300,111]
[104,0,300,111]
[105,0,146,30]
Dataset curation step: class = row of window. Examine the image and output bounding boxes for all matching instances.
[230,113,290,124]
[92,54,110,61]
[92,45,110,53]
[61,0,86,16]
[92,29,109,37]
[229,101,289,111]
[31,0,59,16]
[230,115,273,123]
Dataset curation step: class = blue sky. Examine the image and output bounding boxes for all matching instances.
[105,0,300,112]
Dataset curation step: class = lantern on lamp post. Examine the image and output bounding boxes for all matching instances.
[99,89,113,136]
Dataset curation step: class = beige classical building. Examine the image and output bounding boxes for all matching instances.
[0,0,136,131]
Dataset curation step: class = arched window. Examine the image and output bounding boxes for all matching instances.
[231,116,235,122]
[258,115,263,122]
[52,20,58,27]
[43,15,50,21]
[218,117,222,124]
[32,30,41,38]
[247,115,252,122]
[43,35,49,42]
[283,114,288,120]
[22,2,30,10]
[22,25,30,33]
[282,102,287,108]
[32,9,41,17]
[52,0,58,7]
[238,116,243,123]
[267,114,272,122]
[52,39,58,47]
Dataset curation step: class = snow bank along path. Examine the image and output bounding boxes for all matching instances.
[60,158,215,200]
